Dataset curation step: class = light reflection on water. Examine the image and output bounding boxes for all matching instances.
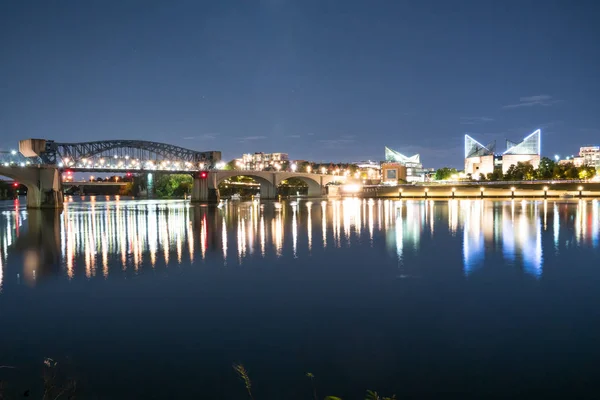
[1,197,600,291]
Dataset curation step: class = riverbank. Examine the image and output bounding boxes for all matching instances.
[344,182,600,199]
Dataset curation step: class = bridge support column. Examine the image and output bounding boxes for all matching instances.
[259,174,278,200]
[191,175,220,203]
[28,168,64,209]
[305,175,326,197]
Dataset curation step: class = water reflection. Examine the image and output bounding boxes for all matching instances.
[1,197,600,291]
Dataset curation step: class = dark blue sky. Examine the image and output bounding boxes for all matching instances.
[1,0,599,168]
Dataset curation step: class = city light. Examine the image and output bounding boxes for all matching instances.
[342,184,362,193]
[10,150,16,155]
[291,163,297,172]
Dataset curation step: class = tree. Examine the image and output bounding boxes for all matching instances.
[434,167,458,180]
[155,174,193,198]
[224,160,238,171]
[504,162,534,181]
[579,164,597,180]
[536,157,555,179]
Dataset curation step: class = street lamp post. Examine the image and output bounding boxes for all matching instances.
[425,188,429,199]
[480,187,484,199]
[399,188,403,198]
[511,187,516,199]
[543,186,548,199]
[578,186,583,198]
[451,187,456,198]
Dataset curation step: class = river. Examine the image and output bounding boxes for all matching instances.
[1,196,599,399]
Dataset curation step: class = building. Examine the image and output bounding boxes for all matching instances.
[464,129,541,177]
[579,146,600,167]
[463,135,496,177]
[501,129,541,174]
[239,152,289,170]
[384,147,428,182]
[381,162,407,185]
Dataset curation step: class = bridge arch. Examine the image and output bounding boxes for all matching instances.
[213,171,278,199]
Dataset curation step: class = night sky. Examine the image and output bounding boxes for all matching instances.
[1,1,599,168]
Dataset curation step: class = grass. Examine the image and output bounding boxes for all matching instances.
[233,363,397,400]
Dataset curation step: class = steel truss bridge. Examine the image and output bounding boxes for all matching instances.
[18,139,221,172]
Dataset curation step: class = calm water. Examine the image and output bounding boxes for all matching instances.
[1,196,600,399]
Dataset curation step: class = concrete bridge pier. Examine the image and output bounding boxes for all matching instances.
[259,175,278,200]
[191,175,220,203]
[30,167,64,209]
[0,166,64,209]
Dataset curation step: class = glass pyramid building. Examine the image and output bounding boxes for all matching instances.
[385,147,421,166]
[464,135,496,158]
[503,129,541,155]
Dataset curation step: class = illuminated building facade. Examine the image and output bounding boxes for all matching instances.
[464,129,541,177]
[384,147,428,182]
[501,129,541,174]
[381,162,407,184]
[463,135,496,176]
[239,152,289,170]
[578,146,600,167]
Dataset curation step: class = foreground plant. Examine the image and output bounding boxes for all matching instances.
[365,389,396,400]
[42,358,76,400]
[233,363,396,400]
[233,363,255,400]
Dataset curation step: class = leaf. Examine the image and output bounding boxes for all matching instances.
[365,390,380,400]
[324,397,342,400]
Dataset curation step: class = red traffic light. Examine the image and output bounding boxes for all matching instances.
[199,171,208,179]
[126,172,132,177]
[13,182,19,187]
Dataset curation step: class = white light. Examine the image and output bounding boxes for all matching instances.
[216,161,225,169]
[10,150,16,155]
[19,162,25,167]
[58,162,64,167]
[342,184,362,193]
[554,155,559,161]
[291,163,297,172]
[114,155,118,159]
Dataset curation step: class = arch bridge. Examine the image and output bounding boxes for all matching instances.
[0,139,223,208]
[19,139,221,172]
[191,170,341,202]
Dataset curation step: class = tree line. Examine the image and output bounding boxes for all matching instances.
[435,157,597,181]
